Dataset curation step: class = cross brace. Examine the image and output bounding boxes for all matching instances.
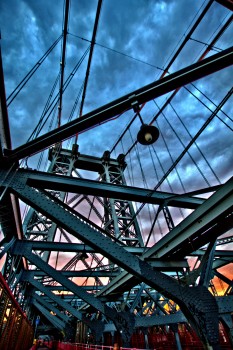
[6,176,225,347]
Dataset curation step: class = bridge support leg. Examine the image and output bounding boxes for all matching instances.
[170,324,182,350]
[142,328,149,349]
[182,286,220,349]
[113,311,135,347]
[88,320,105,345]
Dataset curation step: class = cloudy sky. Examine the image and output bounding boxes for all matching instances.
[0,0,232,278]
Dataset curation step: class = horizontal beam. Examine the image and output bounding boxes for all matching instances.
[135,311,187,327]
[28,269,119,278]
[22,168,204,209]
[4,46,233,161]
[13,239,145,254]
[190,249,233,257]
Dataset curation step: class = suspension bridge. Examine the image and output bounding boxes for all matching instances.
[0,0,233,349]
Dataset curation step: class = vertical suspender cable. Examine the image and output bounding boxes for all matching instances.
[57,0,70,128]
[125,13,232,156]
[75,0,103,144]
[110,0,215,155]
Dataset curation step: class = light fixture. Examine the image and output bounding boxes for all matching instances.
[132,102,159,145]
[137,123,159,145]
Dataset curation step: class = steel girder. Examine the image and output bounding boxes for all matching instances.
[136,296,233,328]
[3,46,233,162]
[0,47,26,278]
[32,293,70,323]
[19,168,205,209]
[191,250,233,257]
[33,300,66,330]
[26,277,84,321]
[22,268,119,278]
[214,271,233,292]
[15,246,135,343]
[96,177,233,298]
[0,44,11,156]
[24,274,106,339]
[4,180,227,347]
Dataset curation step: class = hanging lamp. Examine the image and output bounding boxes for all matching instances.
[136,109,159,145]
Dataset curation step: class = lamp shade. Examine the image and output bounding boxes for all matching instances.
[137,124,159,145]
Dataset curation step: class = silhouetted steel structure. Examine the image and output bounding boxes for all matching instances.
[0,1,233,349]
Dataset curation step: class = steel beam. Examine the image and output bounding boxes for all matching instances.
[191,249,233,257]
[135,311,187,327]
[214,270,233,289]
[16,245,135,343]
[0,45,11,156]
[8,181,222,346]
[16,248,116,318]
[23,268,119,278]
[27,277,84,320]
[4,47,233,161]
[21,168,205,209]
[143,176,233,259]
[199,240,217,288]
[33,300,66,330]
[12,239,145,254]
[96,177,233,297]
[33,293,70,323]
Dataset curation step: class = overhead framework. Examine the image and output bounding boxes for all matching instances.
[3,45,233,161]
[0,1,233,349]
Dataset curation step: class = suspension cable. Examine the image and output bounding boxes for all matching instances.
[123,13,232,156]
[26,46,90,141]
[185,85,233,132]
[6,34,63,106]
[119,88,233,234]
[79,0,103,119]
[28,72,61,142]
[191,82,233,123]
[57,0,70,128]
[69,32,165,72]
[154,103,188,191]
[151,88,233,192]
[169,101,221,184]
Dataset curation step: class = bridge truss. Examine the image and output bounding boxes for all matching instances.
[0,1,233,349]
